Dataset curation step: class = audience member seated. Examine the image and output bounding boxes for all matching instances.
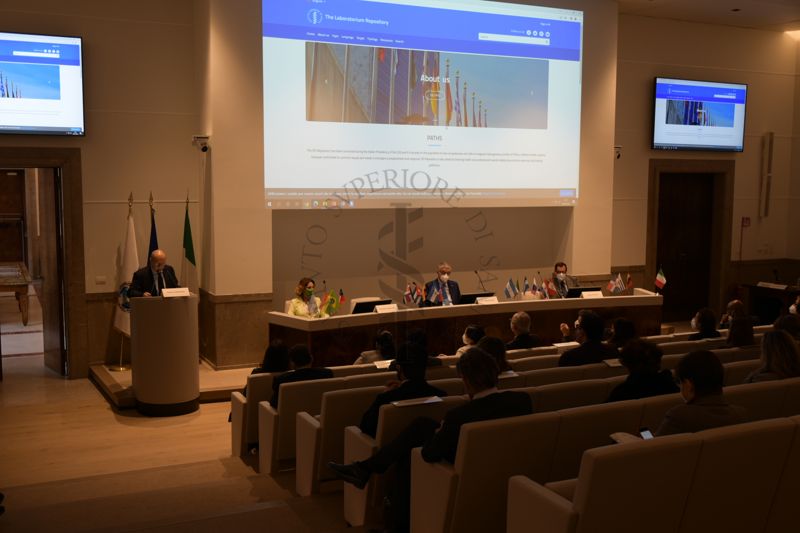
[718,299,747,329]
[505,311,541,350]
[655,350,746,436]
[558,310,619,367]
[687,308,722,340]
[607,340,678,402]
[744,330,800,383]
[328,348,532,532]
[790,295,799,316]
[358,342,447,438]
[726,316,755,347]
[243,340,289,398]
[477,336,512,374]
[449,324,485,357]
[774,313,800,341]
[269,345,333,408]
[606,317,637,350]
[396,328,442,368]
[353,330,396,365]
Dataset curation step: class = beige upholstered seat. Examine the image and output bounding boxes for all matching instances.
[507,417,799,533]
[411,377,800,533]
[295,376,466,496]
[257,372,392,474]
[342,396,468,527]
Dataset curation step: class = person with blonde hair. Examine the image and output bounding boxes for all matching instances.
[745,330,800,383]
[287,277,328,318]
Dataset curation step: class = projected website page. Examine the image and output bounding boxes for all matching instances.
[653,78,747,152]
[263,0,583,208]
[0,32,84,136]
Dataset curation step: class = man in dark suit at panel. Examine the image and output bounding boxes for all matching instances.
[129,249,180,297]
[329,348,532,532]
[270,344,333,408]
[558,309,619,367]
[420,262,461,307]
[358,342,447,438]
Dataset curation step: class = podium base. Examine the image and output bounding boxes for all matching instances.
[136,398,199,417]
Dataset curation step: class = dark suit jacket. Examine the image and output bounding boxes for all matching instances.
[270,367,333,407]
[655,394,747,436]
[558,340,619,367]
[129,265,179,297]
[359,380,447,438]
[421,390,532,464]
[421,279,461,307]
[607,370,679,402]
[506,333,541,351]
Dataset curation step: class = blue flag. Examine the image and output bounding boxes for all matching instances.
[148,206,159,258]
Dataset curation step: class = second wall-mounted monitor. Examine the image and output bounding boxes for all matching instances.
[652,77,747,152]
[262,0,584,209]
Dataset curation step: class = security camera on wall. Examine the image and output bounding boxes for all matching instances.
[192,135,209,152]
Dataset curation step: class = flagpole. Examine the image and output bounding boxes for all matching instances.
[111,192,135,372]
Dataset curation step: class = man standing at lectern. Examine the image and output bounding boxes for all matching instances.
[421,262,461,307]
[129,249,179,297]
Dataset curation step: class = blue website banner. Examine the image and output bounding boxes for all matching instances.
[263,0,582,61]
[656,81,746,105]
[0,40,81,67]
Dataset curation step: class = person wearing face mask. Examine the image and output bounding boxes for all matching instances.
[558,310,619,366]
[552,262,572,299]
[451,324,485,357]
[687,308,721,340]
[655,350,746,436]
[421,262,461,307]
[287,277,328,318]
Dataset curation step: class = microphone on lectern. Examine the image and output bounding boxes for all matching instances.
[474,270,488,292]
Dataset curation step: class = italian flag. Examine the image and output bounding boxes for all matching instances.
[655,268,667,289]
[180,201,199,293]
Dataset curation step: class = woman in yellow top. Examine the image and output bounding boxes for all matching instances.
[288,277,328,318]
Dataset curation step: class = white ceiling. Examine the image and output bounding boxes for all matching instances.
[617,0,800,32]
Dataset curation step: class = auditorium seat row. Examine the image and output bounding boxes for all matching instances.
[231,362,457,456]
[507,414,800,533]
[407,377,800,533]
[297,357,762,498]
[234,343,761,471]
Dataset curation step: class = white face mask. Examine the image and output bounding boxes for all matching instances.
[556,273,566,281]
[462,333,471,345]
[439,273,450,282]
[790,304,798,315]
[690,317,698,330]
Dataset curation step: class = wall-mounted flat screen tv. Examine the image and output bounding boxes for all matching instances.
[0,31,84,136]
[653,77,746,152]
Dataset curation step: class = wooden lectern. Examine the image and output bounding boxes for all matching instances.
[130,295,200,416]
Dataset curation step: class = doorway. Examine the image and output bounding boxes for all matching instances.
[0,147,87,380]
[646,159,734,323]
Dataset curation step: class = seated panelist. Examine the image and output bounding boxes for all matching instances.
[287,277,328,318]
[129,249,180,297]
[420,262,461,307]
[551,261,572,299]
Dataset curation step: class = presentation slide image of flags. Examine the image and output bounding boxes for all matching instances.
[0,62,61,100]
[305,42,549,129]
[665,99,735,128]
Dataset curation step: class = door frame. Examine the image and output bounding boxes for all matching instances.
[0,147,87,378]
[646,159,735,316]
